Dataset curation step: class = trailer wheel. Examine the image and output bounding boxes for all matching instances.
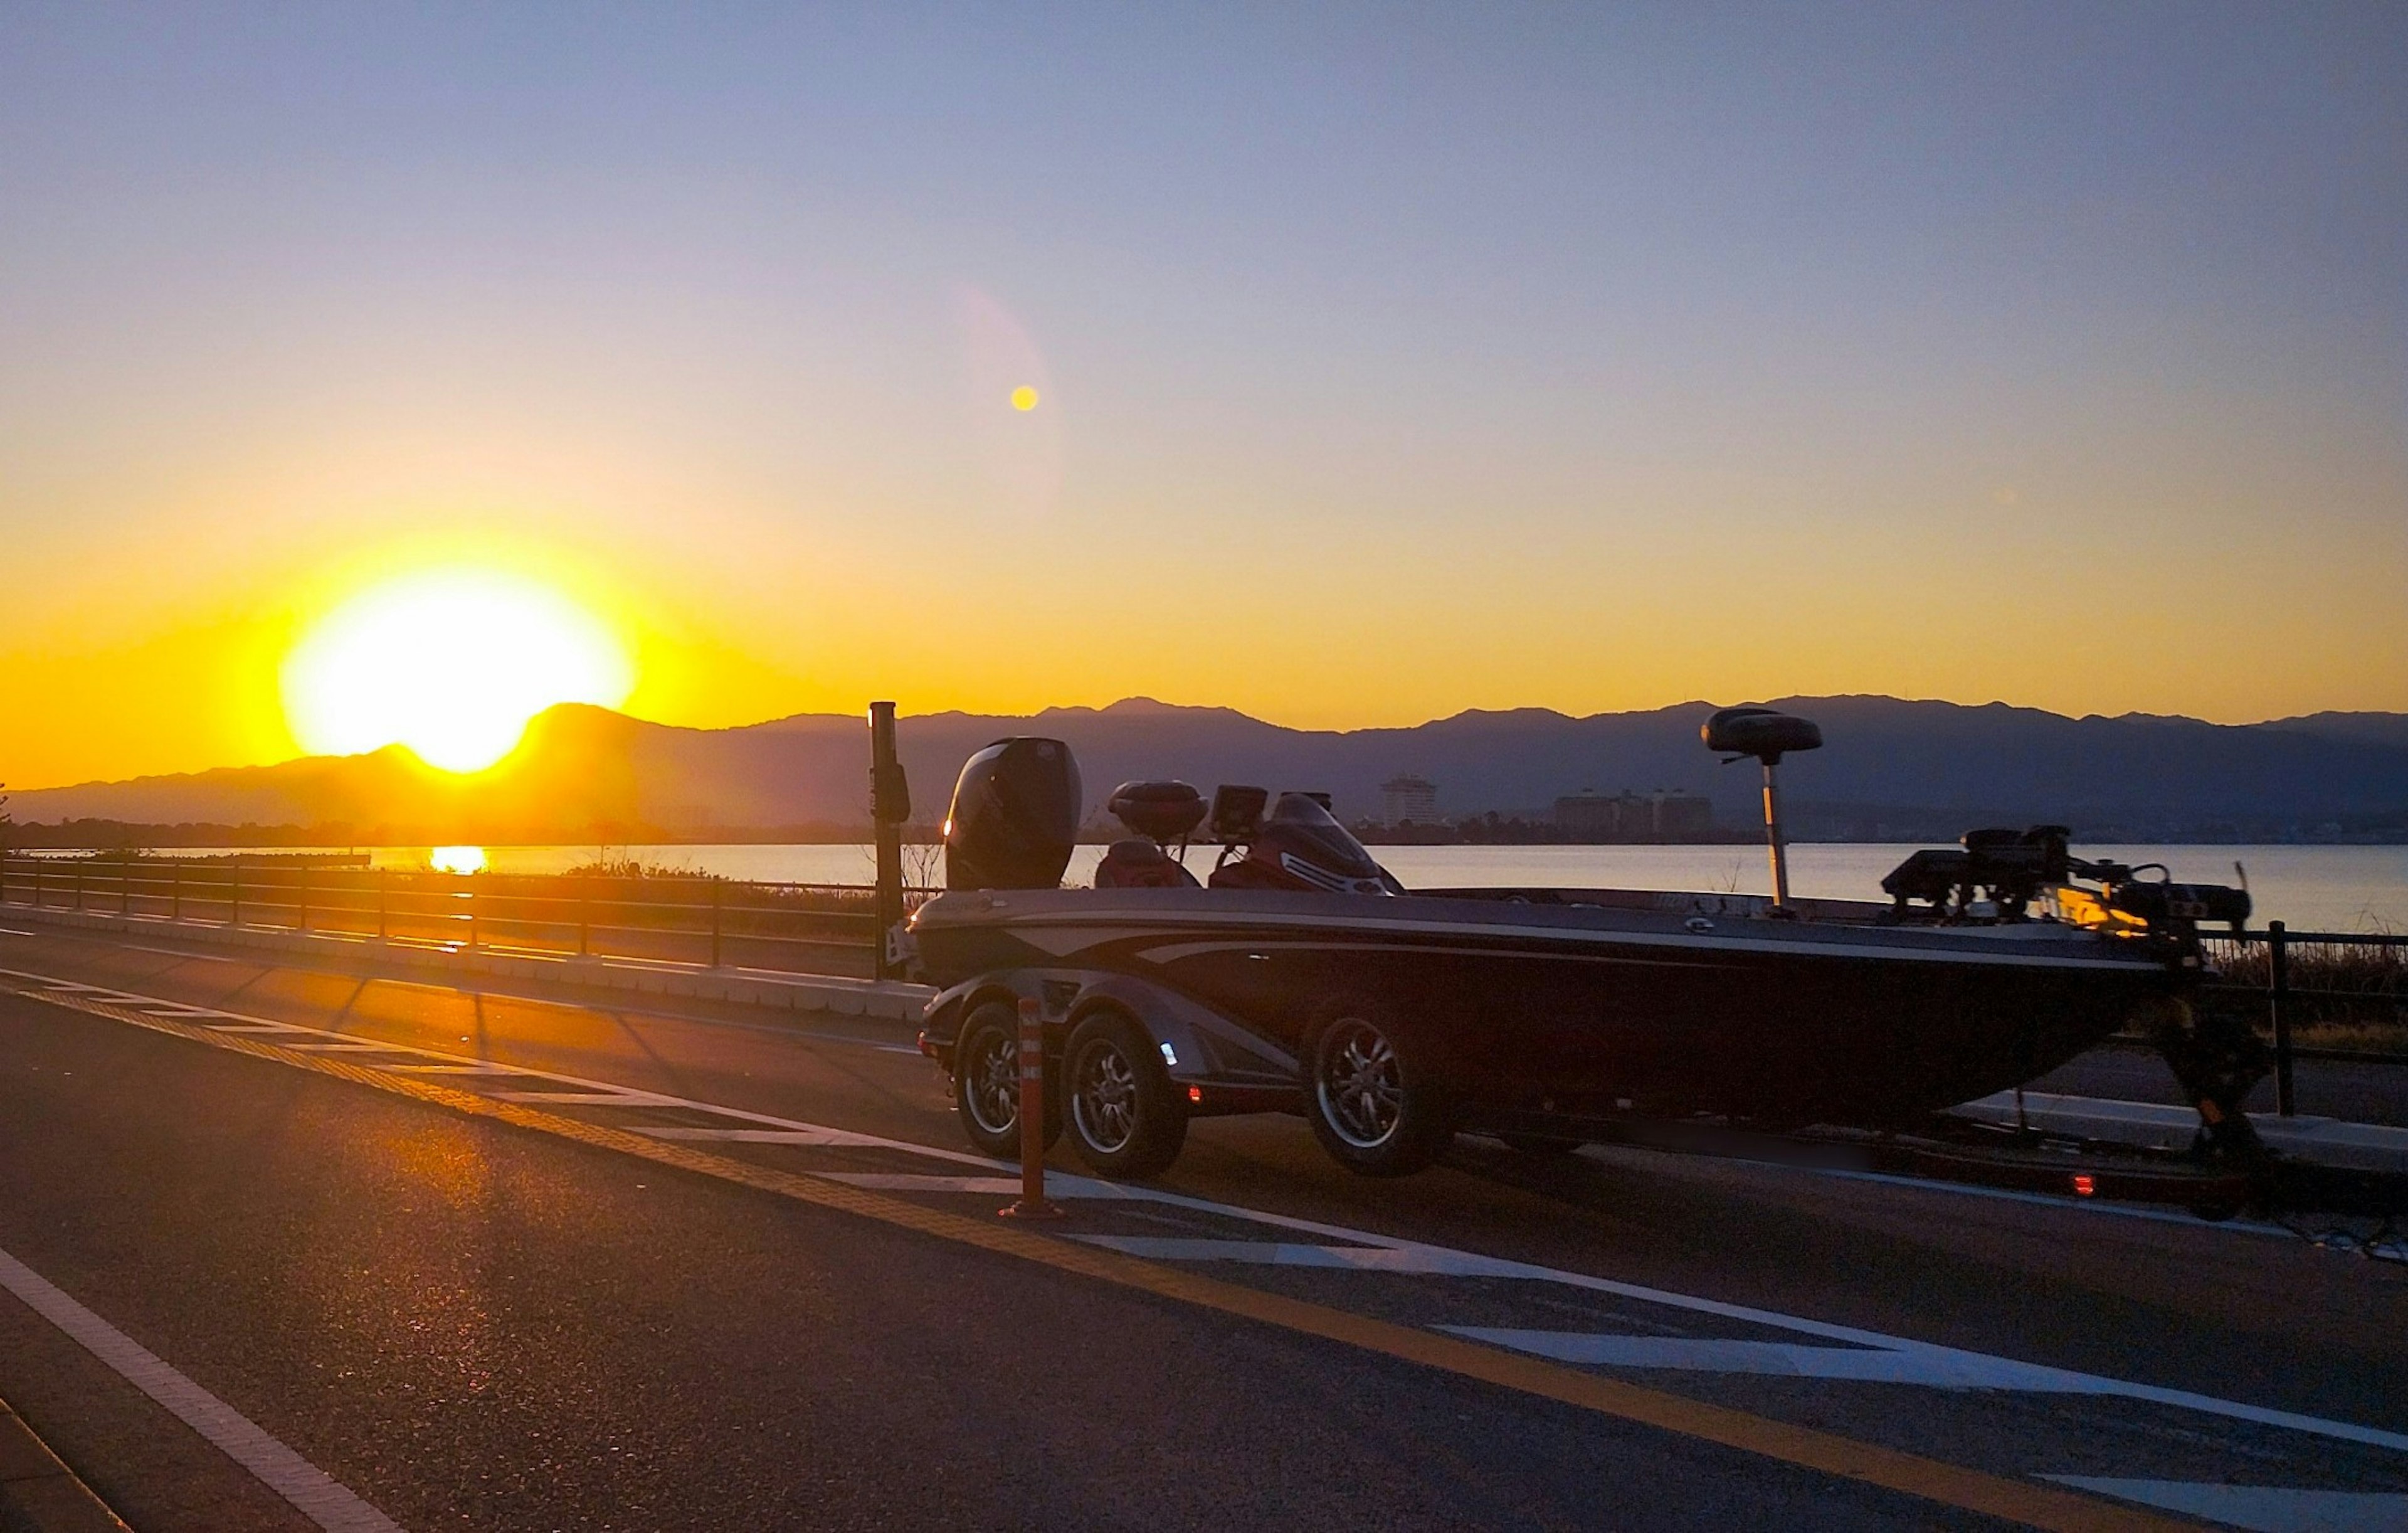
[952,1000,1060,1159]
[1303,1001,1455,1177]
[1064,1011,1188,1179]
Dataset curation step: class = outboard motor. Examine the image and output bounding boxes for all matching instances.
[943,737,1082,891]
[1095,780,1206,889]
[1209,792,1401,896]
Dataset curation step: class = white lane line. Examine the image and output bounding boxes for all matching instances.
[0,1243,403,1532]
[815,1172,1156,1200]
[379,1063,528,1075]
[0,927,34,936]
[206,1023,315,1035]
[1078,1237,1499,1271]
[15,961,2404,1460]
[282,1042,413,1054]
[635,1126,911,1147]
[488,1090,688,1106]
[1070,1235,2408,1453]
[2045,1477,2408,1533]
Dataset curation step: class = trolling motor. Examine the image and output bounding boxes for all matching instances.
[1702,706,1823,913]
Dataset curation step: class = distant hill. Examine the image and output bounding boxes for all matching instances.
[8,696,2408,844]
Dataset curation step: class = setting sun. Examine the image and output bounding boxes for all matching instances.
[281,568,633,772]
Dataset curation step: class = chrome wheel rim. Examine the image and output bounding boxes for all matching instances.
[964,1029,1018,1137]
[1317,1018,1403,1148]
[1072,1041,1139,1154]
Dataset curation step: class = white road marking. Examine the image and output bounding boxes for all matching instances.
[1071,1236,2408,1453]
[2044,1477,2408,1533]
[11,961,2405,1465]
[380,1063,528,1075]
[1078,1236,1506,1272]
[206,1023,315,1034]
[0,928,35,936]
[635,1126,914,1147]
[0,1243,403,1532]
[489,1090,689,1106]
[816,1172,1155,1200]
[282,1042,411,1054]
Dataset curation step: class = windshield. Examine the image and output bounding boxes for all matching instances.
[1263,792,1389,880]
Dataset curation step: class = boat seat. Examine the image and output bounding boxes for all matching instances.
[1095,837,1201,889]
[1109,780,1207,842]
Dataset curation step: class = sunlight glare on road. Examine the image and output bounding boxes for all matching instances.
[282,568,634,773]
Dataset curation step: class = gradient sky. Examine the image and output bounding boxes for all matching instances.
[3,3,2404,789]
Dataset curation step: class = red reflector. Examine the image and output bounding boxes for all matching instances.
[2071,1174,2096,1197]
[1187,1086,1203,1103]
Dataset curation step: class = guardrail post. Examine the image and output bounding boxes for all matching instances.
[999,996,1063,1221]
[577,878,591,957]
[119,861,130,916]
[297,865,309,934]
[231,862,242,928]
[376,868,388,941]
[33,861,43,909]
[710,881,724,968]
[467,877,479,950]
[171,861,182,921]
[73,865,84,912]
[2269,920,2294,1118]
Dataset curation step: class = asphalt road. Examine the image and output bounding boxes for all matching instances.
[1,923,2403,1532]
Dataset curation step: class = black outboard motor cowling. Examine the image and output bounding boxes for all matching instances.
[943,737,1082,891]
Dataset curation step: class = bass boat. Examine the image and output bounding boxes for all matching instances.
[909,711,2256,1179]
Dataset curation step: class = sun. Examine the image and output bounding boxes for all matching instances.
[282,569,634,773]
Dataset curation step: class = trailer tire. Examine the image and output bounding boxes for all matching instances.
[952,1000,1060,1159]
[1303,1000,1455,1177]
[1063,1011,1188,1179]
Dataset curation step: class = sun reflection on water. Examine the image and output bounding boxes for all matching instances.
[430,845,487,875]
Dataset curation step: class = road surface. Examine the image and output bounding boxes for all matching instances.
[0,923,2402,1531]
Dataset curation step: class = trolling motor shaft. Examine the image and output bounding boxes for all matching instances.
[1702,706,1824,912]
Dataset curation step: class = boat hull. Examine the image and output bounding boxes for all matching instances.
[912,887,2180,1128]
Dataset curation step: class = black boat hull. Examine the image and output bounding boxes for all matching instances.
[912,887,2181,1129]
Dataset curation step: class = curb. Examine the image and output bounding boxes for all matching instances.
[0,1395,132,1533]
[1954,1090,2408,1174]
[3,902,934,1036]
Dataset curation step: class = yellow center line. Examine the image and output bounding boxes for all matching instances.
[6,980,2199,1533]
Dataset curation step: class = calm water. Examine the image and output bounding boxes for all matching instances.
[191,841,2408,933]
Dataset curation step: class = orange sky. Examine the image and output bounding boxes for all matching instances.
[4,8,2404,792]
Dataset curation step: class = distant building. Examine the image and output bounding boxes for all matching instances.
[1554,788,1714,841]
[1378,774,1440,825]
[1651,791,1713,838]
[1553,791,1624,835]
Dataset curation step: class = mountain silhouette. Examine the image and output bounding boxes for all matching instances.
[9,696,2406,842]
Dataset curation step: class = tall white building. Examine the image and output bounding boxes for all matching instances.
[1378,774,1440,825]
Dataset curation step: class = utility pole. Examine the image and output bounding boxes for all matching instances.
[869,702,911,980]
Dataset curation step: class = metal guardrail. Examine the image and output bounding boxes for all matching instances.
[0,856,921,979]
[2202,922,2408,1117]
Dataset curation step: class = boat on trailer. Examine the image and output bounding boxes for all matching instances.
[908,711,2258,1180]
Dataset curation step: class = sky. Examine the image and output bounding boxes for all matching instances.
[3,2,2404,790]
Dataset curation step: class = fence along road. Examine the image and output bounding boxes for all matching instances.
[0,922,2404,1530]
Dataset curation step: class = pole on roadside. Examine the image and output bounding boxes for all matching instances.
[998,996,1064,1221]
[2269,920,2295,1118]
[869,701,911,981]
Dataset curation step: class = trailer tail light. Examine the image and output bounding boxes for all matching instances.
[2071,1174,2096,1197]
[1188,1086,1203,1104]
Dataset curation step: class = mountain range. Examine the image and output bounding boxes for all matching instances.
[8,696,2408,844]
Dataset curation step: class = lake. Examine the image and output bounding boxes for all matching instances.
[306,841,2408,933]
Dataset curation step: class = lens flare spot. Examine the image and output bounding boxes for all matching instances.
[1010,385,1040,411]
